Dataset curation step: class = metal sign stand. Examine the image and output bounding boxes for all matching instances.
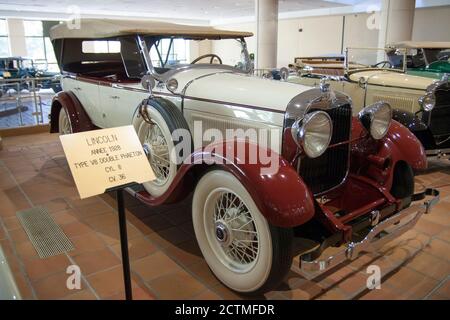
[106,182,137,301]
[59,126,155,301]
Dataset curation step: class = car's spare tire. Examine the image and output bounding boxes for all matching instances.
[133,97,191,197]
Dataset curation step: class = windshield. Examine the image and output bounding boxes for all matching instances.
[423,48,450,64]
[21,59,34,69]
[146,37,251,73]
[346,47,406,72]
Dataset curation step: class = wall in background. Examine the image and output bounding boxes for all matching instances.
[212,22,255,67]
[214,13,376,68]
[215,6,450,68]
[412,6,450,41]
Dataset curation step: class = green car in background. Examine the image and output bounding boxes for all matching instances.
[387,41,450,79]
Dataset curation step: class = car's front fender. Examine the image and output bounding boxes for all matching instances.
[135,140,316,228]
[379,120,427,172]
[350,118,426,192]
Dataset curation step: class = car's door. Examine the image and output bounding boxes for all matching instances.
[99,82,149,128]
[62,77,103,127]
[99,83,122,128]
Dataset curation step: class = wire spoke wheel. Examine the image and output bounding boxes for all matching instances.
[58,108,72,135]
[212,191,259,269]
[140,121,171,185]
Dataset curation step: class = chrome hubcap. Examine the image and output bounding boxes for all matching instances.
[213,192,259,266]
[215,221,231,246]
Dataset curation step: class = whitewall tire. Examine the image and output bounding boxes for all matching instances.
[192,170,293,294]
[58,107,72,135]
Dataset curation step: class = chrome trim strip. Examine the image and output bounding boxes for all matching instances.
[300,188,440,272]
[182,95,285,114]
[65,73,286,114]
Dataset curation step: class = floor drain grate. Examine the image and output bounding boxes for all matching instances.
[17,207,74,259]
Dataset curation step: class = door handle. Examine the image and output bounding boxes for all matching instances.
[74,87,82,91]
[110,95,120,100]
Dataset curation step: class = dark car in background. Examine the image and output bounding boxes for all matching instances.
[0,56,61,95]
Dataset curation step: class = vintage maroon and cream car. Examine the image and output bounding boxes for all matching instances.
[49,19,439,294]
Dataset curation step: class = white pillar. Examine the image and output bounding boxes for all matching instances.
[378,0,416,48]
[255,0,278,69]
[7,19,27,57]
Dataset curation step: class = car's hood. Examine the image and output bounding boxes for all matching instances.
[348,70,435,90]
[169,68,313,113]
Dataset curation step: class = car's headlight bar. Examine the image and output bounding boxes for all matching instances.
[359,102,392,140]
[291,110,333,158]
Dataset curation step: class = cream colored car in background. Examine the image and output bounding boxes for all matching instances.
[289,48,450,158]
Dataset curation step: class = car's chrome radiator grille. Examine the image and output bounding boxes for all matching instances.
[299,104,352,195]
[426,86,450,138]
[372,94,415,112]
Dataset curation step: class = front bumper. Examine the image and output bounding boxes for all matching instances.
[300,188,439,272]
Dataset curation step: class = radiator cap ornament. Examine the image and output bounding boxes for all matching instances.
[319,77,331,93]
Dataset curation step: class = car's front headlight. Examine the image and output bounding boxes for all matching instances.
[292,111,333,158]
[419,93,435,112]
[359,102,392,140]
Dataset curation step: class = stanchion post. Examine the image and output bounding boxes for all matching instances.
[116,188,133,300]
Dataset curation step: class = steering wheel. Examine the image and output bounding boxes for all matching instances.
[372,61,392,68]
[191,54,223,65]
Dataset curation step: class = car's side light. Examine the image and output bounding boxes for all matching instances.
[166,78,178,93]
[291,111,333,158]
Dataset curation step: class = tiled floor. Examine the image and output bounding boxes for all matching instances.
[0,132,449,300]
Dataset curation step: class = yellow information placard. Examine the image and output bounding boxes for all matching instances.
[60,125,155,199]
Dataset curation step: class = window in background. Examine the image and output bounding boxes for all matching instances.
[81,40,121,53]
[0,19,10,57]
[24,20,59,72]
